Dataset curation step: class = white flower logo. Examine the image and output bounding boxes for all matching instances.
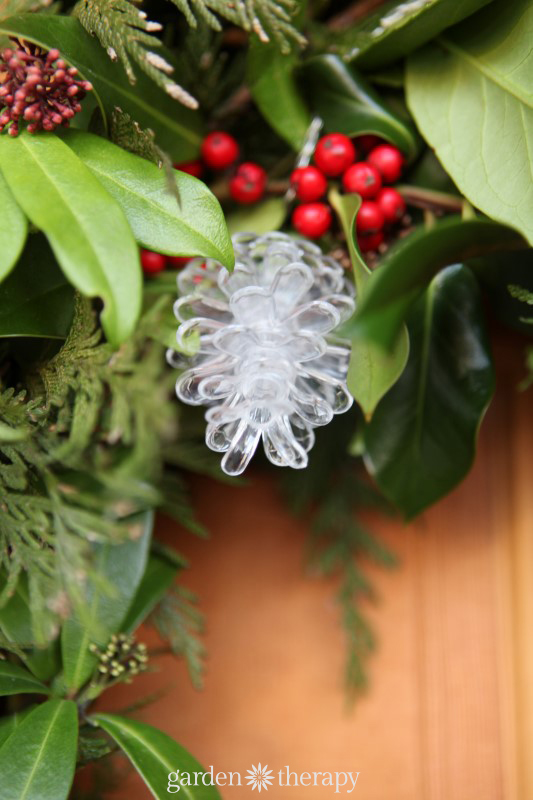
[246,763,274,792]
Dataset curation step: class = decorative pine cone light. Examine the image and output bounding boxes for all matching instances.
[0,41,92,136]
[169,232,355,476]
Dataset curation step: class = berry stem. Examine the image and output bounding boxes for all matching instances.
[395,185,464,213]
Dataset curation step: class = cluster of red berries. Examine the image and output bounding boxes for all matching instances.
[290,133,406,252]
[0,41,92,136]
[178,131,267,205]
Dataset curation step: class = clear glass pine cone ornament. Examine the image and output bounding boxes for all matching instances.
[168,232,356,476]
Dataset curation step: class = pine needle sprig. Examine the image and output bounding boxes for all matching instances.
[150,585,205,688]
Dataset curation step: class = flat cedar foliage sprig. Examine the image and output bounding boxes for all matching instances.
[0,288,200,644]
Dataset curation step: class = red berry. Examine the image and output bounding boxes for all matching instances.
[168,256,191,268]
[357,134,382,153]
[141,249,166,274]
[229,161,266,204]
[174,160,204,178]
[292,203,332,239]
[376,188,406,224]
[356,201,385,234]
[358,231,384,253]
[290,166,328,202]
[201,131,239,169]
[368,144,404,183]
[314,133,356,177]
[342,162,382,199]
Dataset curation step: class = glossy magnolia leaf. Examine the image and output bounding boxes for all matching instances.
[0,15,203,160]
[0,131,141,346]
[227,197,287,237]
[329,189,409,417]
[91,713,221,800]
[0,661,49,696]
[61,511,152,692]
[347,216,525,350]
[122,554,177,633]
[406,0,533,245]
[61,130,234,268]
[333,0,493,69]
[300,55,419,159]
[247,39,311,150]
[0,169,27,282]
[0,235,74,340]
[364,265,494,518]
[0,699,78,800]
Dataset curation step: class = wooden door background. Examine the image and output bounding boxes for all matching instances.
[98,335,532,800]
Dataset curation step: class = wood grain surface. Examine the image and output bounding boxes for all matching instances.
[96,336,532,800]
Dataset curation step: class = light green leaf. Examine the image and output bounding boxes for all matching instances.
[0,169,27,283]
[227,197,287,237]
[332,0,494,69]
[329,189,409,416]
[0,131,141,346]
[61,130,234,268]
[0,421,27,442]
[91,713,221,800]
[0,661,49,696]
[0,15,203,160]
[247,39,311,150]
[122,554,177,634]
[300,55,419,159]
[61,511,152,692]
[364,265,494,518]
[0,709,33,750]
[406,0,533,245]
[347,216,525,351]
[0,699,78,800]
[0,235,74,340]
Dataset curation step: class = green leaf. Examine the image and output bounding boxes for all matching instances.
[0,15,203,161]
[91,713,221,800]
[0,709,33,750]
[347,216,525,350]
[122,554,177,634]
[0,169,27,283]
[329,189,409,416]
[0,699,78,800]
[0,572,61,680]
[61,511,152,692]
[247,39,311,150]
[0,131,141,346]
[364,265,494,518]
[406,0,533,245]
[0,235,74,340]
[60,130,234,268]
[0,662,49,696]
[300,55,419,159]
[226,197,287,237]
[332,0,494,70]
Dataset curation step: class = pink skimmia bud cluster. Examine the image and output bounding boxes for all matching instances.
[0,41,92,136]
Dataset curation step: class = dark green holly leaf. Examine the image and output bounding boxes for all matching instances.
[300,55,419,159]
[122,554,177,634]
[61,511,152,692]
[90,713,222,799]
[332,0,493,70]
[406,0,533,246]
[0,169,27,283]
[0,131,141,346]
[0,15,203,161]
[0,661,49,696]
[347,217,525,350]
[329,189,409,417]
[0,235,74,340]
[0,699,77,800]
[61,130,234,268]
[364,265,494,518]
[247,39,311,150]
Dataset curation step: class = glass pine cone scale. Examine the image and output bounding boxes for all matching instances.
[168,232,356,476]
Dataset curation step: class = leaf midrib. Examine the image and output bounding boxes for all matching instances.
[439,35,533,108]
[19,702,62,800]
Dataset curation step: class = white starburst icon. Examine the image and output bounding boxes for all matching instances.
[246,763,274,792]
